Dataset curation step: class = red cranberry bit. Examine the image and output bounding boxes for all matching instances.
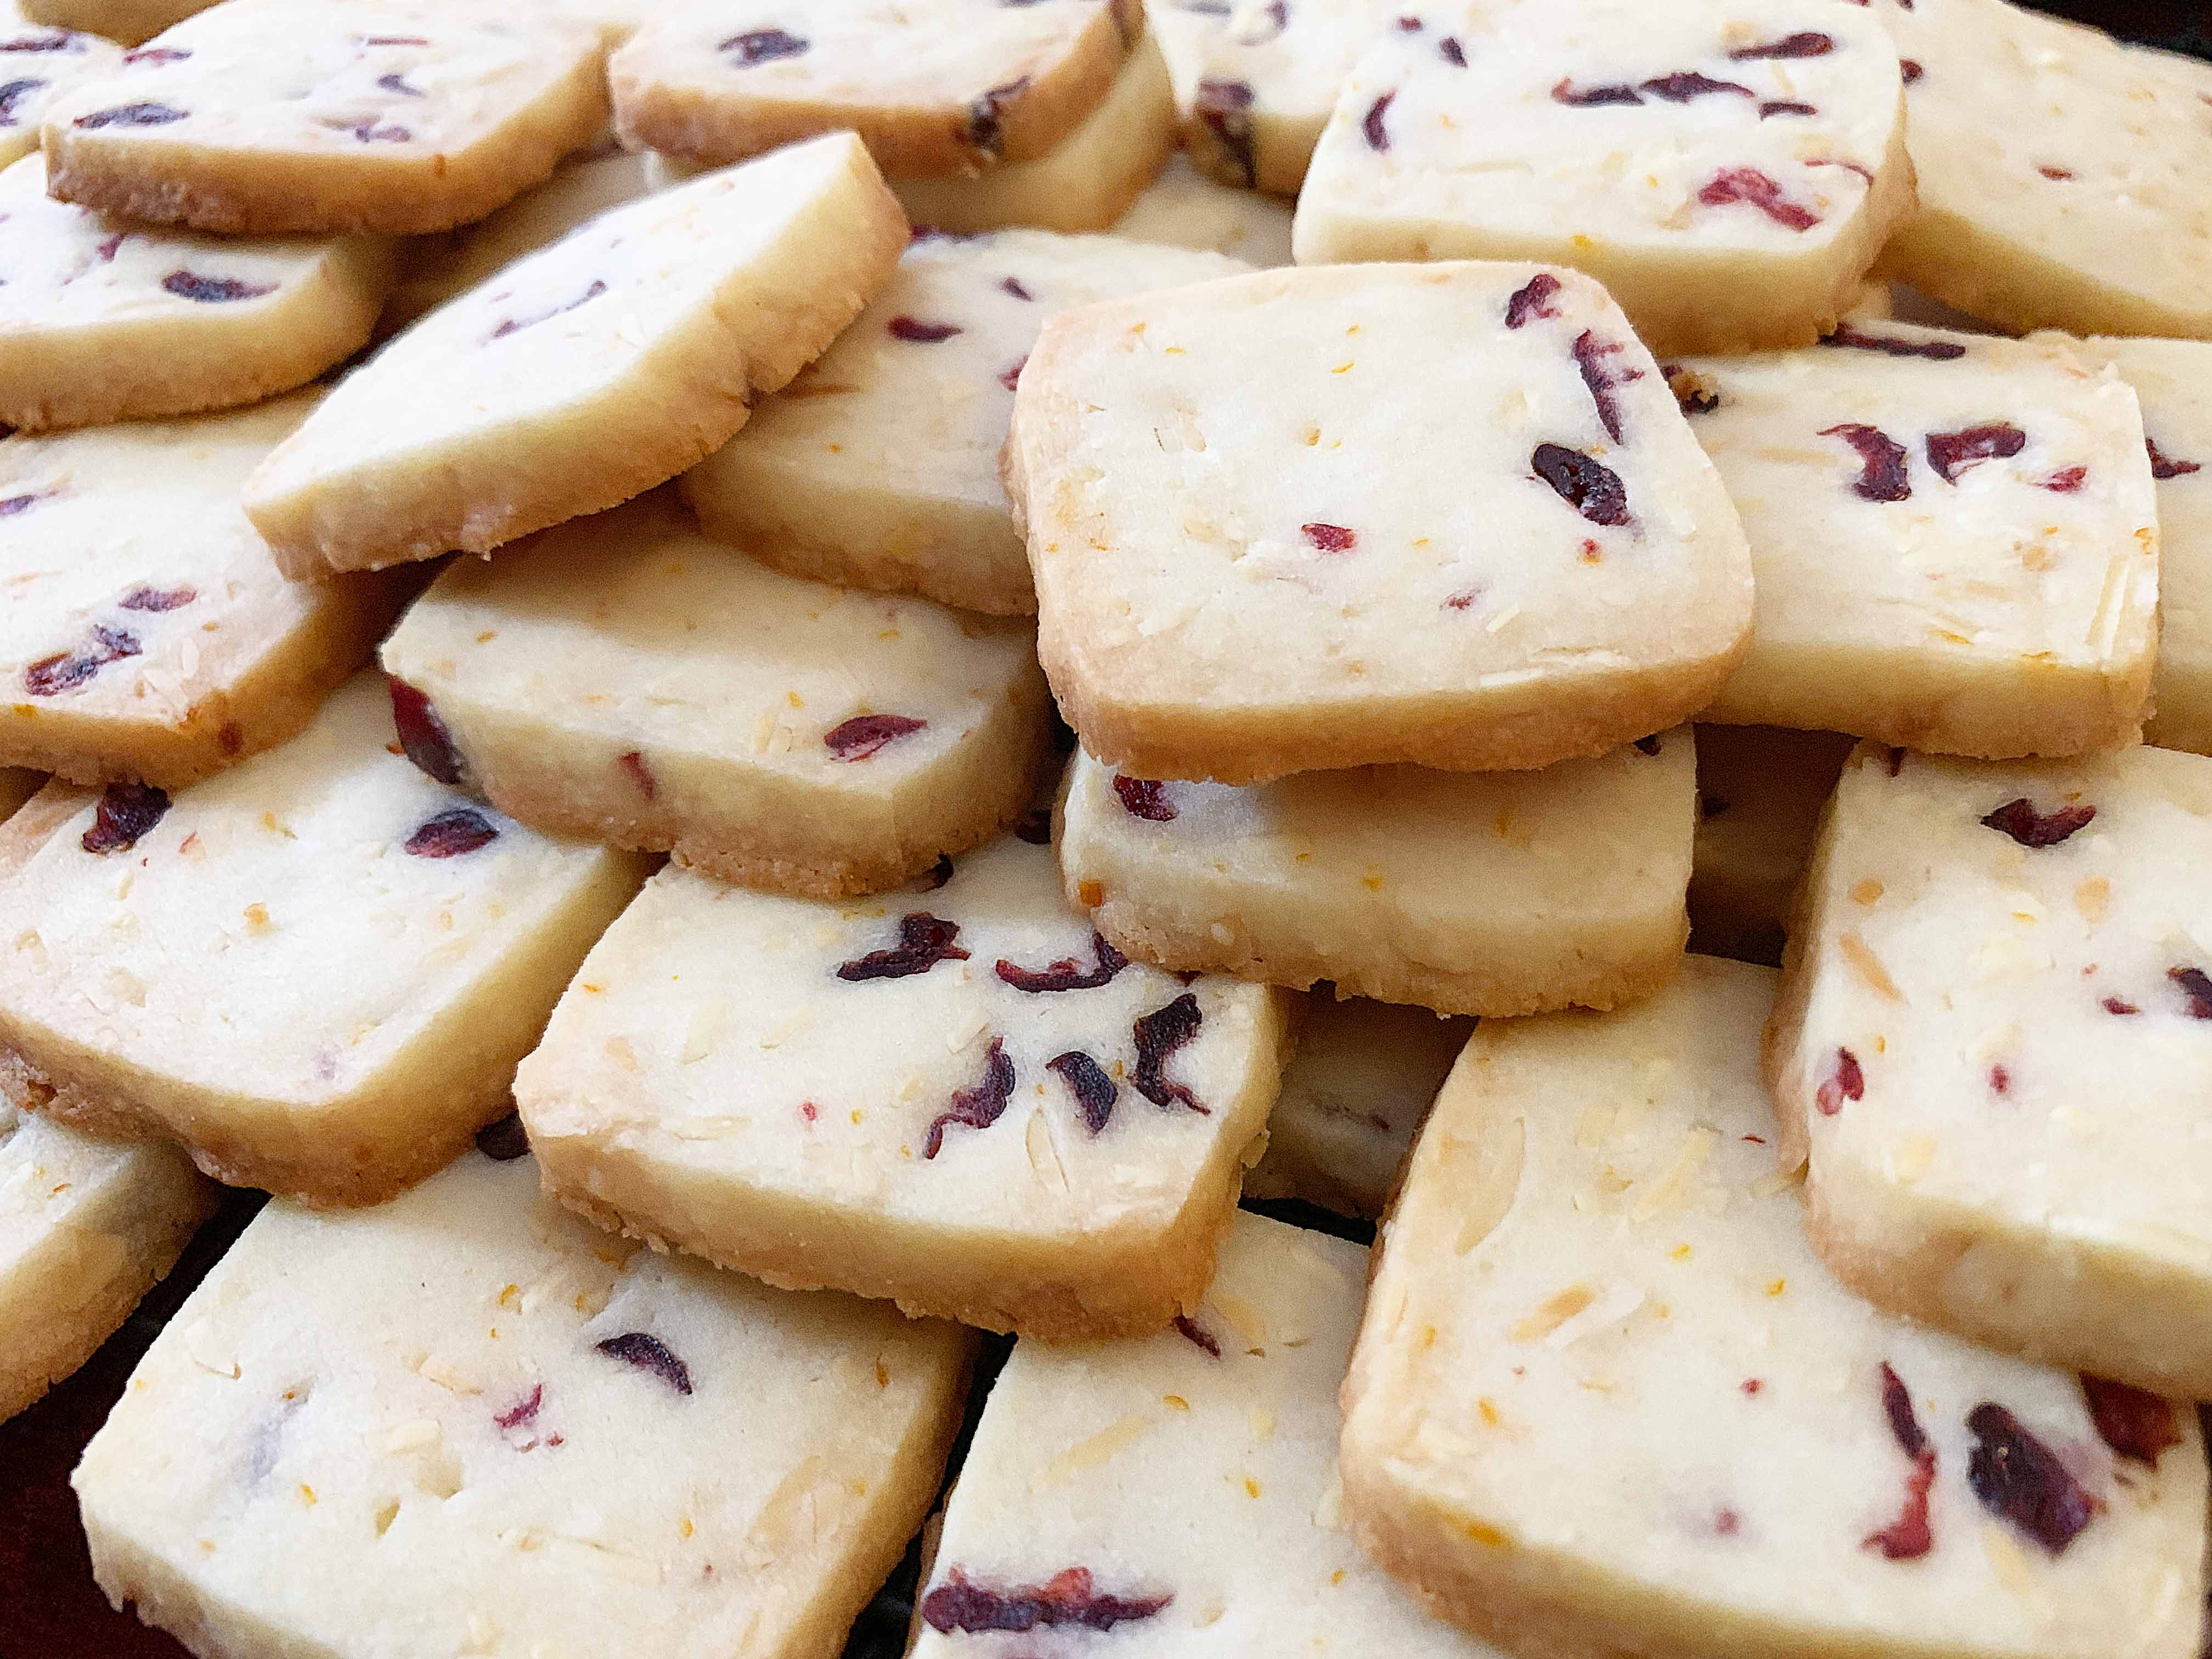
[1729,31,1833,59]
[1551,78,1642,106]
[1047,1050,1118,1133]
[1979,797,2094,848]
[1966,1403,2101,1553]
[121,46,189,63]
[1443,589,1482,612]
[161,270,276,303]
[80,781,169,854]
[94,232,125,261]
[1531,443,1629,527]
[1926,423,2025,484]
[924,1037,1017,1158]
[1821,323,1967,362]
[75,100,186,127]
[1741,1378,1763,1396]
[1660,364,1718,415]
[617,749,656,800]
[919,853,955,890]
[1361,89,1395,150]
[1819,423,1912,504]
[1864,1362,1937,1560]
[2040,465,2087,494]
[921,1566,1170,1635]
[888,315,963,343]
[1759,99,1816,118]
[836,912,969,982]
[388,678,467,785]
[0,78,40,123]
[344,119,411,143]
[26,620,140,696]
[376,71,422,96]
[1900,59,1922,83]
[826,712,927,761]
[117,584,196,612]
[1698,167,1819,231]
[1173,1314,1221,1357]
[1301,521,1357,552]
[2081,1375,2181,1467]
[2147,437,2202,480]
[997,355,1028,391]
[1815,1047,1863,1115]
[489,279,608,341]
[359,35,429,44]
[1989,1063,2011,1095]
[1571,330,1640,444]
[1133,992,1207,1114]
[997,932,1127,995]
[1440,36,1465,65]
[1113,776,1176,822]
[1639,71,1751,103]
[405,807,499,859]
[0,30,72,51]
[2037,164,2074,181]
[722,26,808,63]
[2101,996,2140,1017]
[2169,966,2212,1020]
[594,1331,693,1395]
[963,76,1029,157]
[1503,272,1561,329]
[475,1112,530,1161]
[1395,14,1419,28]
[494,1383,544,1430]
[1013,806,1052,845]
[1194,78,1256,186]
[999,275,1032,301]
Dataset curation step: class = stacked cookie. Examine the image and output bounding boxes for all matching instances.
[2,0,2211,1655]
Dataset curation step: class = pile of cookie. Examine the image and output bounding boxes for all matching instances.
[2,0,2209,1653]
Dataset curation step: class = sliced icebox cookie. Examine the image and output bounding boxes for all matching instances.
[1345,955,2209,1659]
[0,673,650,1207]
[683,226,1247,617]
[74,1143,971,1659]
[1684,321,2160,759]
[379,494,1051,899]
[0,2,122,168]
[1687,724,1853,967]
[1111,149,1294,265]
[515,833,1294,1339]
[1057,735,1695,1016]
[1007,261,1752,782]
[1291,0,1914,354]
[1768,741,2212,1399]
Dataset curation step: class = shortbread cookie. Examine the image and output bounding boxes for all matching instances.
[0,674,650,1207]
[1687,725,1852,966]
[75,1144,971,1659]
[1058,735,1694,1014]
[244,133,906,577]
[3,395,414,788]
[1243,992,1470,1217]
[1769,742,2212,1398]
[379,494,1051,898]
[40,0,610,236]
[1112,150,1294,264]
[515,834,1293,1339]
[1009,262,1752,781]
[1687,323,2159,758]
[0,1105,213,1422]
[911,1209,1507,1658]
[16,0,203,48]
[0,3,122,168]
[1293,2,1913,354]
[0,154,392,431]
[889,29,1174,234]
[1871,0,2212,339]
[1345,954,2209,1659]
[610,0,1137,174]
[684,228,1245,615]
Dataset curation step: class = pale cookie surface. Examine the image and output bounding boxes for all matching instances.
[2,394,413,788]
[1111,150,1295,265]
[610,0,1137,174]
[1869,0,2212,339]
[1686,322,2160,759]
[1768,742,2212,1399]
[0,2,122,168]
[0,153,392,432]
[1345,955,2209,1659]
[1291,0,1913,354]
[1009,262,1751,781]
[17,0,205,48]
[910,1210,1509,1656]
[1687,724,1853,966]
[1242,992,1469,1217]
[684,227,1246,616]
[0,673,649,1207]
[514,834,1293,1339]
[40,0,610,235]
[0,1103,212,1422]
[242,132,907,576]
[74,1145,971,1659]
[378,494,1051,898]
[888,28,1176,234]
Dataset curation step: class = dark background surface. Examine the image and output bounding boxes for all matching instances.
[5,5,2208,1656]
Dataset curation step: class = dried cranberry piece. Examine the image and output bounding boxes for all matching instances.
[1531,443,1629,527]
[1504,272,1561,329]
[117,584,196,612]
[1,30,72,51]
[1000,275,1032,301]
[2081,1375,2181,1467]
[1819,423,1912,504]
[1728,31,1833,58]
[1880,1361,1931,1458]
[722,26,808,63]
[1900,58,1922,83]
[963,77,1028,157]
[997,932,1127,993]
[0,78,40,124]
[1173,1314,1220,1357]
[1113,776,1176,822]
[2147,437,2201,480]
[1193,78,1256,187]
[405,807,498,858]
[1966,1403,2101,1553]
[1639,71,1751,103]
[1571,330,1640,444]
[618,749,656,800]
[75,100,185,127]
[376,71,421,95]
[924,1037,1017,1158]
[1698,167,1819,231]
[1361,89,1395,150]
[1660,364,1718,415]
[1979,797,2094,848]
[1815,1047,1863,1115]
[1989,1064,2011,1095]
[997,355,1028,391]
[2169,966,2212,1020]
[489,279,607,340]
[888,315,962,343]
[121,46,189,63]
[1926,423,2025,484]
[1439,36,1465,65]
[81,781,168,854]
[160,270,275,303]
[921,1567,1170,1634]
[1867,1362,1938,1560]
[25,622,139,696]
[595,1331,693,1395]
[1302,521,1357,552]
[2040,465,2087,494]
[1759,99,1816,117]
[1552,78,1641,106]
[2102,996,2140,1017]
[388,678,467,785]
[494,1382,543,1430]
[1047,1049,1118,1133]
[1133,993,1206,1114]
[359,34,428,44]
[836,913,969,981]
[1013,806,1052,845]
[475,1113,530,1161]
[1821,323,1966,361]
[94,232,124,261]
[826,713,926,761]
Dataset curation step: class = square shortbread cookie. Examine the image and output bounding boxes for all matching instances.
[1110,150,1295,266]
[1684,323,2160,758]
[1056,733,1695,1015]
[1687,724,1853,966]
[0,673,650,1206]
[1768,742,2212,1399]
[1007,261,1752,781]
[379,494,1051,899]
[1291,0,1914,354]
[74,1143,972,1659]
[1344,954,2208,1659]
[514,833,1293,1339]
[0,2,122,169]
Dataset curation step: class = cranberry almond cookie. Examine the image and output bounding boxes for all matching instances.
[0,674,650,1206]
[75,1144,972,1659]
[515,833,1293,1339]
[1686,725,1853,966]
[0,1,121,170]
[243,132,907,577]
[1768,743,2212,1399]
[685,228,1248,616]
[1057,733,1696,1015]
[1293,0,1913,354]
[1687,323,2160,758]
[1345,956,2208,1659]
[2,394,413,789]
[379,495,1051,899]
[1008,262,1752,782]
